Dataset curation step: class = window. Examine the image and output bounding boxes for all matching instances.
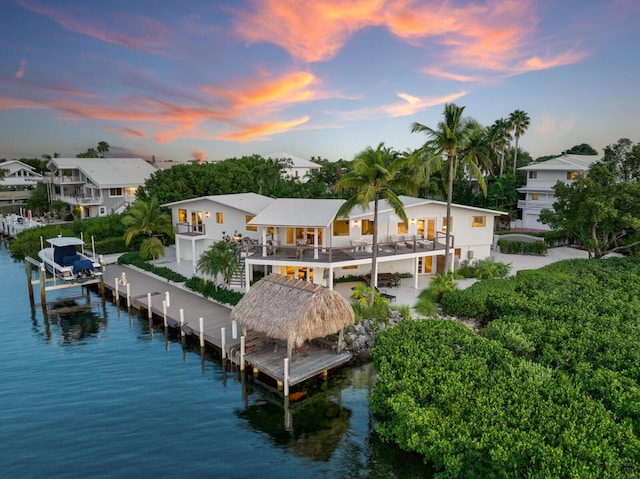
[528,171,537,179]
[567,171,577,180]
[397,222,408,234]
[109,188,123,197]
[333,220,349,236]
[245,215,256,231]
[471,216,486,227]
[215,212,224,224]
[442,217,453,231]
[361,219,374,235]
[531,193,539,200]
[99,206,107,216]
[178,209,187,223]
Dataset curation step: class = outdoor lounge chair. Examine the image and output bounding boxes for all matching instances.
[375,287,396,302]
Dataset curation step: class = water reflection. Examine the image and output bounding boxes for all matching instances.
[237,390,352,462]
[36,297,109,346]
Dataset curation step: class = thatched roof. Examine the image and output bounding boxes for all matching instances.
[229,274,354,348]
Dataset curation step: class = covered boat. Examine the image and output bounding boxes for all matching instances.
[38,237,103,281]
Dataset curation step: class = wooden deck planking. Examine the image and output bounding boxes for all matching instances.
[245,343,352,385]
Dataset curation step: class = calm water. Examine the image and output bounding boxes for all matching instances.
[0,243,426,478]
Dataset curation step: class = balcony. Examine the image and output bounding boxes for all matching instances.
[240,233,450,266]
[175,222,206,236]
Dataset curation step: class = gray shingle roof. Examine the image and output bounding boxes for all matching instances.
[48,158,156,188]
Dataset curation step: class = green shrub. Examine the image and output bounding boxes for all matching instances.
[184,276,244,306]
[370,319,640,478]
[498,239,548,255]
[118,252,188,283]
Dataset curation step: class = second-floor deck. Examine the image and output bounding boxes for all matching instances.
[240,234,450,266]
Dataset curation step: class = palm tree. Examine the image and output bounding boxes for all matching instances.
[97,141,110,158]
[197,240,240,287]
[508,110,530,176]
[411,103,488,273]
[335,142,414,304]
[488,118,512,177]
[121,196,174,247]
[140,237,165,264]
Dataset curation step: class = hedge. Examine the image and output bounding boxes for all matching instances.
[497,238,548,255]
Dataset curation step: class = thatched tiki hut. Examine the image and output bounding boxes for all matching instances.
[229,274,355,362]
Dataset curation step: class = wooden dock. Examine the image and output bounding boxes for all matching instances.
[98,263,352,396]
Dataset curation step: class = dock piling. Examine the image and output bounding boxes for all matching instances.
[165,291,170,308]
[284,358,290,397]
[221,327,226,360]
[114,278,119,302]
[162,300,167,327]
[179,309,185,337]
[147,292,152,319]
[126,283,131,308]
[199,317,204,347]
[240,336,245,371]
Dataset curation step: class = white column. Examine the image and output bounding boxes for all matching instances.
[191,239,197,273]
[176,238,181,264]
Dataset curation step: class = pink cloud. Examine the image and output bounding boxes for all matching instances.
[15,59,26,79]
[422,68,480,82]
[104,126,148,138]
[16,0,171,55]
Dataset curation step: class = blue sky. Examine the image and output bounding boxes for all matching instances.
[1,0,639,163]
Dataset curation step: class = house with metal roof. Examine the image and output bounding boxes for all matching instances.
[164,193,504,291]
[517,153,599,230]
[266,152,322,182]
[0,160,44,206]
[44,157,157,218]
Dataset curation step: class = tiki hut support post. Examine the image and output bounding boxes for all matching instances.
[284,358,290,397]
[338,329,344,354]
[240,336,245,371]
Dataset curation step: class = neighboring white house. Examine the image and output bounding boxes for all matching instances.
[44,158,157,218]
[0,160,44,206]
[164,193,504,290]
[266,152,322,182]
[517,153,599,230]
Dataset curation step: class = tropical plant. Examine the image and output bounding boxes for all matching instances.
[97,141,110,158]
[508,109,530,176]
[350,283,388,308]
[428,272,458,302]
[411,103,488,273]
[140,237,165,263]
[197,235,241,287]
[488,118,512,177]
[335,142,414,305]
[121,196,174,246]
[539,163,640,258]
[413,288,437,317]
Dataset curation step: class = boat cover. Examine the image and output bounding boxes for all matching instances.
[72,259,94,275]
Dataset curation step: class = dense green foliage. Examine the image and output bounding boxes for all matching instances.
[184,277,244,306]
[539,164,640,258]
[371,320,640,478]
[456,258,511,279]
[497,238,548,255]
[117,252,188,283]
[373,258,640,476]
[8,223,128,259]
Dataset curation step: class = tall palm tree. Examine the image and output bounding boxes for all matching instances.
[121,196,174,247]
[508,110,530,176]
[335,142,414,304]
[411,103,488,273]
[97,141,110,158]
[488,118,512,177]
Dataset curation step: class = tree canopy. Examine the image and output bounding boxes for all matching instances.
[539,163,640,258]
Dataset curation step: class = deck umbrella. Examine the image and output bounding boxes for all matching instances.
[229,274,355,362]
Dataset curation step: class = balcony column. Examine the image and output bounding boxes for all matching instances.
[261,228,267,257]
[176,238,181,263]
[313,227,319,259]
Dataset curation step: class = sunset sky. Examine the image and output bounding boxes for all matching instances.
[2,0,639,164]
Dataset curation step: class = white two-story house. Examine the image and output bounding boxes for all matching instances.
[517,153,599,230]
[45,158,157,218]
[164,193,504,290]
[267,152,322,182]
[0,160,44,206]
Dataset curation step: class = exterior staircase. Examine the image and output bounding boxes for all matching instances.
[229,256,245,289]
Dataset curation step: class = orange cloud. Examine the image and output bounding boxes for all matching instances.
[219,116,310,142]
[383,90,468,117]
[233,0,384,62]
[203,71,319,109]
[15,59,26,79]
